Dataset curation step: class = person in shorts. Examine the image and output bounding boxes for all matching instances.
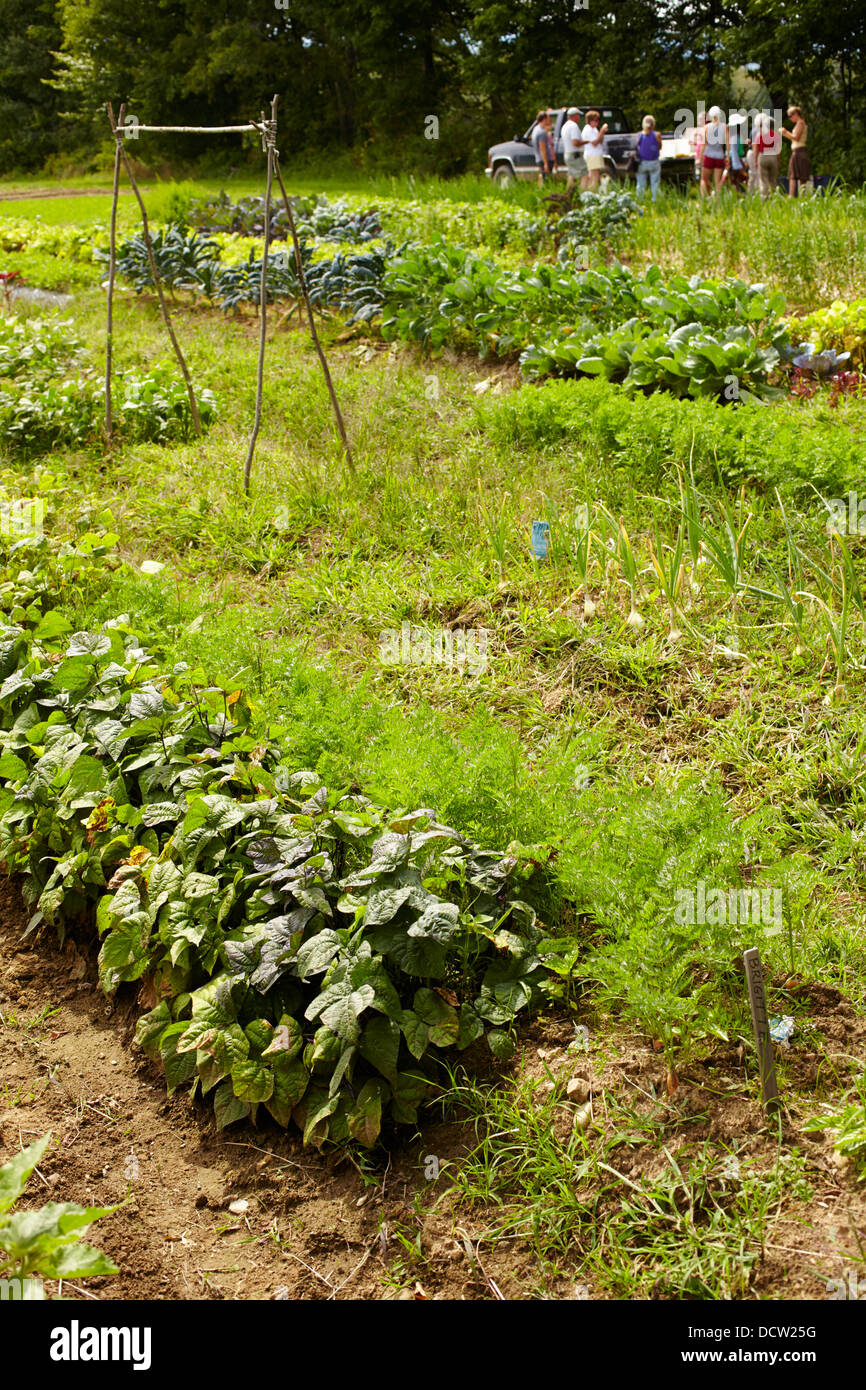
[700,105,728,196]
[581,110,609,190]
[532,111,555,184]
[635,115,663,201]
[726,114,748,192]
[781,107,811,196]
[753,112,781,200]
[561,107,586,190]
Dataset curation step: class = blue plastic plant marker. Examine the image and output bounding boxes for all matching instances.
[769,1015,796,1048]
[531,520,550,560]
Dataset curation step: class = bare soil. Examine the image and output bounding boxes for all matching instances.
[0,878,498,1301]
[2,874,865,1301]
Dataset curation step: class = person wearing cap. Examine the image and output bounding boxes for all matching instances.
[726,113,748,193]
[561,107,587,190]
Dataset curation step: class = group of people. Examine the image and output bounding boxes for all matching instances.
[533,107,613,190]
[530,105,811,201]
[692,106,811,199]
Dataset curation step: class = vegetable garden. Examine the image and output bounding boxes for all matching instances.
[2,172,866,1302]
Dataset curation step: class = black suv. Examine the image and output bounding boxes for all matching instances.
[485,106,694,186]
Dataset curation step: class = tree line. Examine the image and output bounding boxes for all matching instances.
[0,0,863,181]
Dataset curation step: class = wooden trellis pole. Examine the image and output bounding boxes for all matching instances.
[106,102,202,437]
[102,96,354,486]
[272,150,354,471]
[104,101,126,449]
[243,95,278,495]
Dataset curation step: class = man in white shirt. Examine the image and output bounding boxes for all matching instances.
[561,107,586,190]
[581,110,609,189]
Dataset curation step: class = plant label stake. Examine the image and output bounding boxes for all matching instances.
[743,947,780,1107]
[531,520,550,560]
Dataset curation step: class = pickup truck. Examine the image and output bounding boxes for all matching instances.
[485,106,694,187]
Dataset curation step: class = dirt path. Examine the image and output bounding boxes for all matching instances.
[0,878,499,1301]
[0,188,145,203]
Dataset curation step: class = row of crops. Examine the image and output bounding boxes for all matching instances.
[2,191,865,457]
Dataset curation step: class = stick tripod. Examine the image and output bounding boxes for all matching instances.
[103,95,354,490]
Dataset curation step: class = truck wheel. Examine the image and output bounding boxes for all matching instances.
[492,164,516,188]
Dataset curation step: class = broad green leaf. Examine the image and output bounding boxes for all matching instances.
[296,928,341,979]
[413,987,459,1047]
[41,1242,119,1280]
[0,1134,52,1213]
[487,1028,516,1062]
[328,1044,357,1097]
[33,610,73,643]
[140,802,182,827]
[298,1088,339,1147]
[159,1023,197,1093]
[244,1018,274,1053]
[0,751,29,781]
[265,1055,309,1125]
[68,632,111,659]
[347,1079,389,1148]
[213,1080,250,1130]
[457,1003,484,1050]
[262,1015,304,1059]
[359,1015,401,1085]
[134,1002,171,1060]
[398,1009,429,1060]
[390,1069,431,1125]
[231,1057,274,1103]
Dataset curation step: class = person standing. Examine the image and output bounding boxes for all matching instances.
[532,110,555,185]
[635,115,663,201]
[700,106,728,196]
[745,135,758,194]
[561,106,586,191]
[691,111,707,183]
[781,106,811,196]
[581,110,609,190]
[727,114,748,192]
[754,112,781,200]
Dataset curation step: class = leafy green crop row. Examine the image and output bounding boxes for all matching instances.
[0,315,215,453]
[0,526,556,1147]
[379,246,790,400]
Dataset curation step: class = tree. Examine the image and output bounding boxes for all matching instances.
[0,0,63,171]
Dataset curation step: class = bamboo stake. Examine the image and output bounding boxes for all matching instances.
[272,151,354,471]
[243,95,277,495]
[104,101,125,449]
[131,124,259,135]
[106,104,202,437]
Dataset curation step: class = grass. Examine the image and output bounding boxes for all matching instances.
[2,174,866,1297]
[626,186,866,309]
[438,1064,815,1298]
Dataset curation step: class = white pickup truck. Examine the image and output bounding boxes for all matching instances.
[485,105,695,187]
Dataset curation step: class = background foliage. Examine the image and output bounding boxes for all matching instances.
[0,1,861,181]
